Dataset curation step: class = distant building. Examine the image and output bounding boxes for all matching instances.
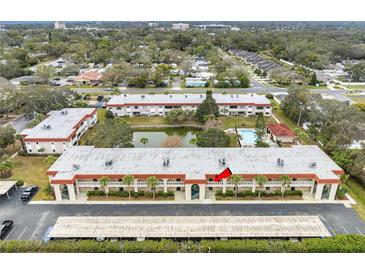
[54,21,66,30]
[172,23,189,31]
[20,108,97,154]
[148,22,159,27]
[106,93,272,117]
[198,24,231,31]
[185,77,207,87]
[266,123,297,145]
[74,70,103,86]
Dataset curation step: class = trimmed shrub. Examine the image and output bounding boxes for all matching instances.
[16,180,24,187]
[109,191,129,197]
[87,190,105,196]
[157,191,174,197]
[284,190,303,196]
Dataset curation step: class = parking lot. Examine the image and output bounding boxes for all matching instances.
[1,187,365,240]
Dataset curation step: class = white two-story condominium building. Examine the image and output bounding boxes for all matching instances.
[20,108,97,154]
[106,93,272,117]
[47,145,343,202]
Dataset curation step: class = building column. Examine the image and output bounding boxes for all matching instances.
[67,184,76,201]
[329,183,338,201]
[222,179,227,194]
[252,181,256,193]
[75,182,80,196]
[199,184,205,201]
[133,179,138,193]
[185,184,191,201]
[310,181,315,194]
[163,179,168,193]
[52,184,62,201]
[314,183,324,200]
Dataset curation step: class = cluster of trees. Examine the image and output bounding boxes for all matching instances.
[281,84,365,183]
[84,119,133,148]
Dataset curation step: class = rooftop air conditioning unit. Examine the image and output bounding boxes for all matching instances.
[72,163,80,170]
[163,158,170,167]
[309,162,317,168]
[61,110,68,115]
[42,124,51,129]
[277,158,284,166]
[105,160,113,167]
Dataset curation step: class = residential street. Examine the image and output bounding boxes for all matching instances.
[1,187,365,240]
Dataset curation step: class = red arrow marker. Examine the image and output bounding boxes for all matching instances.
[214,167,232,182]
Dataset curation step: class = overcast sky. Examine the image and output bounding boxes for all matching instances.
[1,0,365,21]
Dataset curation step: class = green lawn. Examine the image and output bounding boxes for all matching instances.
[218,116,276,130]
[348,95,365,104]
[347,85,365,90]
[10,155,53,200]
[344,178,365,221]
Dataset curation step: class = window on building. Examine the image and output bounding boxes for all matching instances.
[36,142,39,144]
[29,149,32,153]
[93,179,97,182]
[117,107,121,110]
[52,149,56,153]
[94,187,98,191]
[134,106,138,109]
[119,187,124,191]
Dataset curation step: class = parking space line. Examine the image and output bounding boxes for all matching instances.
[355,226,364,235]
[327,225,336,235]
[4,225,16,240]
[342,226,349,234]
[17,226,28,240]
[29,226,40,240]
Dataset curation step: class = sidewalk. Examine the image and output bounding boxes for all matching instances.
[30,196,357,206]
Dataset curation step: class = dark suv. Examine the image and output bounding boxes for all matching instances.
[0,220,14,239]
[20,186,39,201]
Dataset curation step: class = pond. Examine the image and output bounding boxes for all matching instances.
[132,127,201,148]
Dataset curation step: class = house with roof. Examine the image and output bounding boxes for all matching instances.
[266,123,297,146]
[20,108,97,154]
[74,70,103,86]
[106,93,272,117]
[47,145,343,202]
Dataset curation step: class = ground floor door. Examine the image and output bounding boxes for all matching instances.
[191,184,200,200]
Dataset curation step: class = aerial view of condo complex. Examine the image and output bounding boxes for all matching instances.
[0,0,365,272]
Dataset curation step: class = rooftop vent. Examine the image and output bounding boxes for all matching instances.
[124,94,127,97]
[277,158,284,167]
[169,94,172,98]
[72,163,80,170]
[42,124,51,129]
[185,94,188,98]
[141,95,145,99]
[60,110,68,115]
[200,94,203,98]
[105,160,113,167]
[219,158,226,166]
[309,162,317,168]
[163,158,170,167]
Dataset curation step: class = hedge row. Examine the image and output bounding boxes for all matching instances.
[87,190,174,198]
[216,190,303,198]
[1,235,365,253]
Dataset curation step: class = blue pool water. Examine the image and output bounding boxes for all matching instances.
[237,128,257,144]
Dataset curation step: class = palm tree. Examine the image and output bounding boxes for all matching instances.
[99,176,110,197]
[189,138,197,147]
[140,137,149,147]
[122,175,134,199]
[340,174,350,184]
[0,159,14,178]
[279,175,291,197]
[254,175,267,198]
[228,174,243,198]
[146,176,158,199]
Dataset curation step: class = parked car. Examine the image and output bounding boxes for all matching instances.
[20,185,39,201]
[97,95,104,101]
[0,220,14,239]
[104,88,113,92]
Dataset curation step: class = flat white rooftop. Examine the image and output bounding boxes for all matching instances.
[48,216,331,238]
[0,181,17,195]
[107,93,271,106]
[21,108,96,140]
[48,145,342,182]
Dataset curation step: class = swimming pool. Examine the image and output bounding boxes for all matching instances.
[236,128,257,147]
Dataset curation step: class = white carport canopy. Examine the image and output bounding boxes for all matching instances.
[48,216,331,239]
[0,181,17,199]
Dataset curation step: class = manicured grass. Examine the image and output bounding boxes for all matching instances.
[344,178,365,221]
[347,85,365,90]
[0,141,21,161]
[273,109,297,129]
[348,95,365,104]
[96,108,107,124]
[10,155,53,201]
[218,116,276,130]
[118,116,169,126]
[306,85,328,90]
